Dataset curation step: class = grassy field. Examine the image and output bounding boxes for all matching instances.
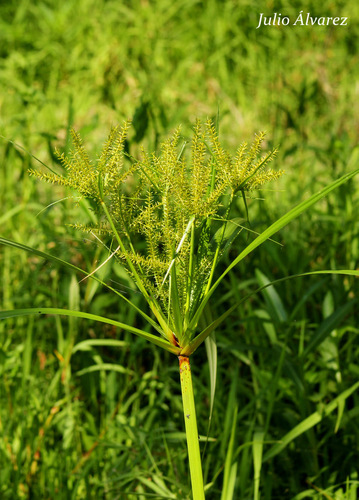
[1,0,359,498]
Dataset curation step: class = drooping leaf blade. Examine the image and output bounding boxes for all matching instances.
[183,270,359,355]
[0,236,164,335]
[0,308,180,354]
[72,338,128,353]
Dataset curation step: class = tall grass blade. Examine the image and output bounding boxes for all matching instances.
[253,430,265,500]
[220,405,238,500]
[263,380,359,461]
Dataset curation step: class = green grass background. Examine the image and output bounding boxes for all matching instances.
[1,0,359,498]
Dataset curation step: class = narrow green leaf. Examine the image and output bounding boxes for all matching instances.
[334,398,345,434]
[201,304,217,458]
[211,217,245,250]
[72,339,128,353]
[0,308,180,354]
[221,463,238,500]
[255,269,288,323]
[253,430,265,500]
[289,278,327,321]
[184,270,359,355]
[204,331,217,423]
[137,476,176,498]
[76,363,132,376]
[221,405,238,500]
[0,236,164,335]
[182,305,225,356]
[184,220,196,328]
[0,236,85,275]
[301,300,356,358]
[263,380,359,462]
[170,263,183,338]
[189,167,359,332]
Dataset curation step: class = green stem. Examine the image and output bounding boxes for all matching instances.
[179,355,205,500]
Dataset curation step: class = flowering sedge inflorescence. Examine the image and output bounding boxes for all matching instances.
[29,119,283,350]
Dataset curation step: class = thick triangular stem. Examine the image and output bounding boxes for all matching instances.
[179,355,205,499]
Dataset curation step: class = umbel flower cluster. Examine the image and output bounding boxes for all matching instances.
[29,119,283,348]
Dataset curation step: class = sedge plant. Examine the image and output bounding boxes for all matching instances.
[1,120,359,499]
